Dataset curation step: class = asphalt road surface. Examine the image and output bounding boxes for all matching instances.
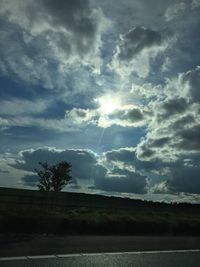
[1,250,200,267]
[1,235,200,257]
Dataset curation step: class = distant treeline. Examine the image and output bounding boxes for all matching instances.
[0,187,200,235]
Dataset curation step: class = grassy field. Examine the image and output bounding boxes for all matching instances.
[1,187,200,235]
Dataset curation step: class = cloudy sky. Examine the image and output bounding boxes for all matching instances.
[0,0,200,203]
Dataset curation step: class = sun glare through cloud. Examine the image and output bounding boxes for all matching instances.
[0,0,200,204]
[96,94,121,115]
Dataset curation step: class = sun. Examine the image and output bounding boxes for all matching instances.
[96,94,121,115]
[101,99,118,114]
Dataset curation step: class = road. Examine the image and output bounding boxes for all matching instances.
[1,235,200,257]
[1,250,200,267]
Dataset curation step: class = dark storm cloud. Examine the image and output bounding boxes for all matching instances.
[103,147,165,176]
[11,147,148,194]
[166,167,200,194]
[12,147,99,181]
[171,115,195,130]
[111,26,171,78]
[40,0,97,45]
[158,98,188,119]
[177,125,200,151]
[104,148,135,165]
[150,137,171,148]
[136,145,155,160]
[136,138,170,161]
[21,174,38,187]
[117,27,163,61]
[137,137,171,159]
[38,0,102,57]
[94,168,147,194]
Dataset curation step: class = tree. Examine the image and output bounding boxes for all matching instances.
[35,161,72,192]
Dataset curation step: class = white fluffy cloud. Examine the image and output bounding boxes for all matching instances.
[0,0,200,202]
[65,108,97,125]
[132,66,200,194]
[98,105,146,128]
[136,66,200,161]
[164,2,187,22]
[0,0,109,87]
[164,0,200,22]
[63,96,148,129]
[192,0,200,9]
[110,26,171,78]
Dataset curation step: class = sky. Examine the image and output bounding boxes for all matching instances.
[0,0,200,203]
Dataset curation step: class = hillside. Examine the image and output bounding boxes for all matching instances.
[0,187,200,235]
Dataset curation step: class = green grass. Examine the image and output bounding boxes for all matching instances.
[0,187,200,235]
